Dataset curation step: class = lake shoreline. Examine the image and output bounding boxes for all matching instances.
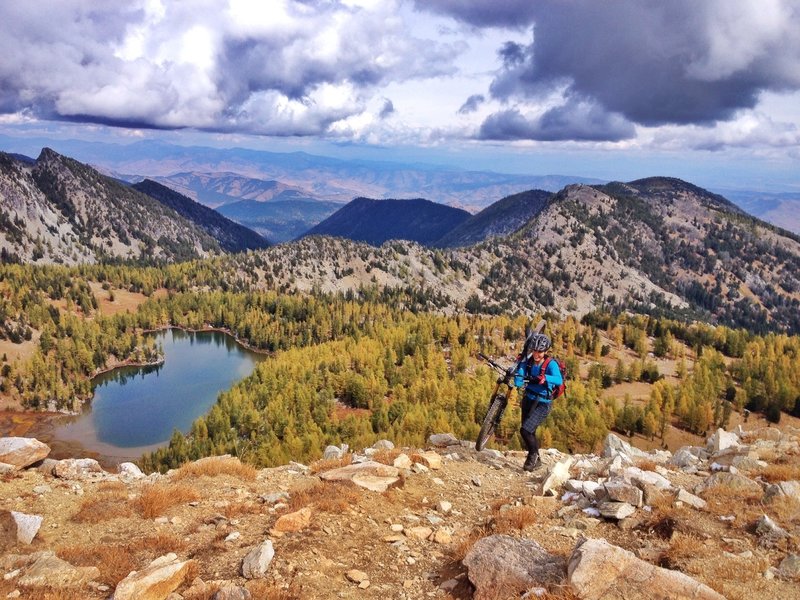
[1,328,267,467]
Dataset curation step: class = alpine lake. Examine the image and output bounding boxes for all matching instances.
[43,329,266,465]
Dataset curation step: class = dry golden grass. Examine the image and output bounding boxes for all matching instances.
[766,495,800,525]
[372,448,402,465]
[448,524,491,563]
[286,480,361,513]
[244,581,300,599]
[704,554,770,596]
[72,482,133,523]
[701,485,764,524]
[659,533,705,570]
[493,505,538,533]
[760,463,800,483]
[136,482,200,519]
[633,457,658,471]
[1,588,91,600]
[309,453,353,474]
[128,532,187,555]
[172,456,257,481]
[58,543,138,586]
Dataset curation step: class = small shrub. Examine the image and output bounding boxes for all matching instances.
[493,506,538,533]
[136,482,199,519]
[173,456,256,481]
[448,524,491,563]
[309,453,353,474]
[244,581,300,600]
[372,448,402,465]
[72,482,133,523]
[287,480,360,513]
[760,464,800,483]
[659,533,705,570]
[58,543,137,586]
[128,532,186,556]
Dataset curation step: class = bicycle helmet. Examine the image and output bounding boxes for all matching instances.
[527,333,551,352]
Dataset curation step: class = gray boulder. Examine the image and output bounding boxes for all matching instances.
[0,437,50,470]
[568,538,725,599]
[463,534,565,600]
[428,433,460,447]
[241,540,275,579]
[54,458,105,480]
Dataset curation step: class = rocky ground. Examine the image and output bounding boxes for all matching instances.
[1,425,799,600]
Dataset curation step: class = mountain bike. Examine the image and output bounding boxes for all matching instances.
[475,320,544,451]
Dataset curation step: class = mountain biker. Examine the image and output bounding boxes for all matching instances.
[514,333,563,471]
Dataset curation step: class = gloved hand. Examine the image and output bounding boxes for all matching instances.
[532,372,546,385]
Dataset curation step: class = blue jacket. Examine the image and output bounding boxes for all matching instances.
[515,356,563,403]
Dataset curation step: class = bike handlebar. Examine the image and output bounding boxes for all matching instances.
[477,352,532,384]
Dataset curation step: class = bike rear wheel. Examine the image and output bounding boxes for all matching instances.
[476,392,507,451]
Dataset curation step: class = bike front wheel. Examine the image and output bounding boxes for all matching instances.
[476,392,507,451]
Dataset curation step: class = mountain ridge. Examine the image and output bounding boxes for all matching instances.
[131,179,269,253]
[0,149,224,264]
[304,197,472,246]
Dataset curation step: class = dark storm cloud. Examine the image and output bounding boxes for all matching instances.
[478,100,635,142]
[424,0,800,129]
[412,0,538,29]
[458,94,485,114]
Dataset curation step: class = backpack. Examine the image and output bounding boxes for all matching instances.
[541,356,567,400]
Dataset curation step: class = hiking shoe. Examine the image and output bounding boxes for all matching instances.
[523,454,540,472]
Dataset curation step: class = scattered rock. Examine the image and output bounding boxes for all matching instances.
[319,461,400,492]
[437,500,452,514]
[372,439,394,450]
[764,480,800,503]
[10,512,42,544]
[113,553,194,600]
[432,529,452,544]
[345,569,368,584]
[414,451,443,470]
[17,552,99,588]
[755,514,790,547]
[463,534,565,600]
[602,434,648,461]
[694,472,762,496]
[778,554,800,580]
[428,433,459,447]
[273,507,312,533]
[707,428,740,452]
[212,584,252,600]
[541,457,575,496]
[118,462,145,480]
[405,526,433,540]
[323,445,345,460]
[241,540,275,580]
[597,502,636,520]
[53,458,105,480]
[674,488,707,510]
[568,538,725,599]
[351,473,401,493]
[0,437,50,470]
[603,479,643,507]
[393,454,412,469]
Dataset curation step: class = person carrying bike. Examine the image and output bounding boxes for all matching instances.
[514,333,563,471]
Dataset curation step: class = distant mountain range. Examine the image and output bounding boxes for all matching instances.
[131,179,269,253]
[304,198,471,246]
[217,199,343,244]
[0,150,265,263]
[0,136,602,211]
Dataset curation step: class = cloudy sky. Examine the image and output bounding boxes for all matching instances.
[1,0,799,190]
